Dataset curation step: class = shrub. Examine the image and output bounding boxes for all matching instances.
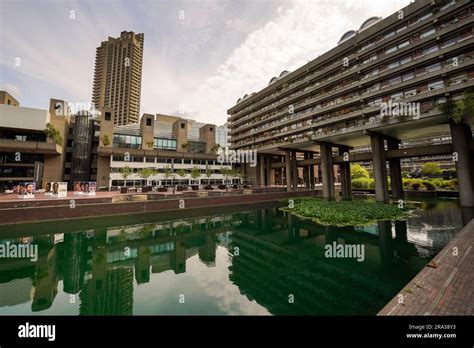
[421,162,442,177]
[352,177,373,189]
[428,178,443,188]
[403,178,412,188]
[350,163,369,179]
[410,181,422,191]
[422,181,436,191]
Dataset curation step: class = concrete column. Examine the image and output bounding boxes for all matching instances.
[291,150,298,191]
[320,143,335,199]
[450,121,474,207]
[303,153,310,188]
[258,154,265,186]
[285,150,291,192]
[370,134,389,202]
[309,163,315,190]
[387,139,404,199]
[265,155,271,186]
[338,147,352,199]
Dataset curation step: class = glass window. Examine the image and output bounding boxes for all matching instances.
[421,28,435,39]
[398,40,410,49]
[385,46,397,55]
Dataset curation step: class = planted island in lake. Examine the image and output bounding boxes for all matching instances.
[281,198,413,226]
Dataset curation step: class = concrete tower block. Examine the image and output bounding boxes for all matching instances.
[140,113,155,149]
[172,118,188,152]
[199,124,216,154]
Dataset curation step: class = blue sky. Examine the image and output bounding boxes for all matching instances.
[0,0,410,125]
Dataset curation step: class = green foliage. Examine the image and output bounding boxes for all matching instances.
[205,168,213,178]
[190,166,201,180]
[422,180,436,191]
[421,162,442,176]
[43,123,63,145]
[438,89,474,123]
[350,163,369,179]
[101,134,110,146]
[176,169,187,178]
[120,166,132,180]
[280,198,411,227]
[410,181,421,191]
[163,165,174,179]
[351,177,374,189]
[138,168,155,179]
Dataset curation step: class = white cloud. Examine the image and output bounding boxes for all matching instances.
[184,0,411,125]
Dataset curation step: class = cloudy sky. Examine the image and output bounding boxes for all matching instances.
[0,0,410,125]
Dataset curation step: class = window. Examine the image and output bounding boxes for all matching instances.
[404,89,417,97]
[180,123,185,129]
[146,118,152,126]
[426,62,441,72]
[389,76,401,85]
[428,80,444,91]
[398,40,410,49]
[388,61,400,70]
[105,112,111,121]
[385,46,397,55]
[402,72,415,81]
[424,45,439,55]
[391,92,403,100]
[421,28,435,39]
[400,55,412,65]
[112,134,142,148]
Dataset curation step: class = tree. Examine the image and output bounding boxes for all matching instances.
[181,143,189,150]
[421,162,442,177]
[176,169,187,186]
[101,135,110,146]
[146,140,154,149]
[190,166,201,185]
[120,166,132,187]
[205,168,213,185]
[350,163,369,179]
[211,144,221,153]
[438,89,474,124]
[220,167,231,191]
[138,168,155,186]
[43,123,63,145]
[163,165,175,192]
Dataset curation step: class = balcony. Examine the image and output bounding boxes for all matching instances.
[0,139,61,155]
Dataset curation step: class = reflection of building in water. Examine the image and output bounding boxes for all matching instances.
[62,232,88,294]
[80,266,134,315]
[32,247,59,312]
[228,209,426,315]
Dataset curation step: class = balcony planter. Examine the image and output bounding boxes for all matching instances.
[191,185,199,191]
[157,187,167,192]
[204,186,213,190]
[197,191,209,197]
[177,186,186,192]
[120,187,127,194]
[218,185,226,190]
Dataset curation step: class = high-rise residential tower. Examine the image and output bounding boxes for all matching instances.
[92,31,144,125]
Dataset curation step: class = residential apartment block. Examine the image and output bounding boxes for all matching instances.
[92,31,144,125]
[227,0,473,206]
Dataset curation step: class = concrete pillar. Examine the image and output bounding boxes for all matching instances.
[303,153,310,188]
[450,121,474,207]
[320,143,335,199]
[309,163,315,190]
[387,139,404,199]
[285,150,292,192]
[258,154,265,186]
[339,147,352,199]
[370,134,389,202]
[291,150,298,191]
[265,155,271,186]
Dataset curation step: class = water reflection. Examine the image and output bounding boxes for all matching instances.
[0,199,465,315]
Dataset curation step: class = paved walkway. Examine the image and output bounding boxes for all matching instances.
[378,219,474,315]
